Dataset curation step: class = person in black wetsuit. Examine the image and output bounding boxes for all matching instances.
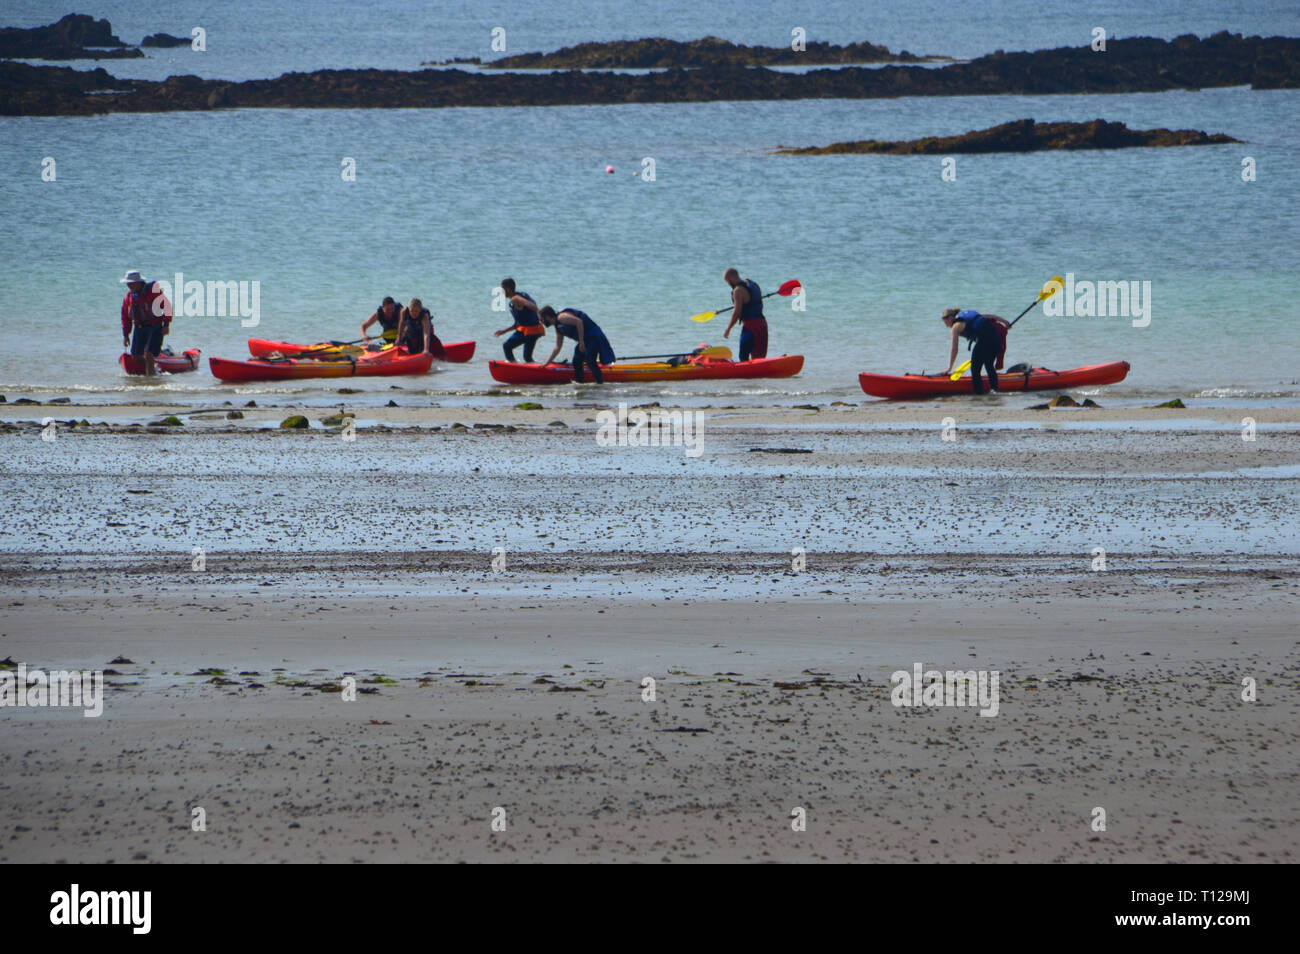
[539,306,616,383]
[360,296,403,343]
[396,297,443,356]
[492,278,545,362]
[942,307,1001,395]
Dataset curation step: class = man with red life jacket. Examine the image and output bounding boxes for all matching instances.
[492,278,545,362]
[119,269,172,376]
[941,308,1009,394]
[721,267,768,362]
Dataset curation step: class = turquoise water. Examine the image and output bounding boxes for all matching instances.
[2,4,1298,406]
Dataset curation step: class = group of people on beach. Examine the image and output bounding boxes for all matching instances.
[121,263,1001,391]
[354,269,772,384]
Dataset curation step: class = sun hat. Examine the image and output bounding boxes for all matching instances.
[120,269,144,284]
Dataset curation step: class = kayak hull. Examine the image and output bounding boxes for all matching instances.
[489,354,804,384]
[247,338,475,362]
[209,348,435,383]
[858,361,1131,400]
[120,349,201,375]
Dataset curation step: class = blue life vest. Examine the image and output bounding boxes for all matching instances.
[956,309,986,340]
[509,291,539,328]
[740,279,764,322]
[555,308,600,341]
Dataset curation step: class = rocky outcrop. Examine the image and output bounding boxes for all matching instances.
[0,13,141,60]
[3,31,1297,116]
[777,119,1241,154]
[441,35,944,69]
[141,33,189,48]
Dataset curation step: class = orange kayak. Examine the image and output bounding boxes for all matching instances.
[489,353,804,384]
[247,338,475,362]
[209,347,434,382]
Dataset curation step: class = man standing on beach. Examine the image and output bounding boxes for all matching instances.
[721,267,768,362]
[119,269,171,376]
[493,278,545,362]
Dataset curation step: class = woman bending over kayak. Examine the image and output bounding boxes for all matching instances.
[396,298,444,357]
[539,306,616,383]
[942,308,1007,395]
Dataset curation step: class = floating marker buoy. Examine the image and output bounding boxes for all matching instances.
[605,165,615,174]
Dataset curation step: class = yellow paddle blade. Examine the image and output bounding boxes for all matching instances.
[1040,275,1065,300]
[694,345,732,359]
[689,310,718,323]
[949,359,972,380]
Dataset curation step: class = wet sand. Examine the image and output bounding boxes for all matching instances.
[1,401,1297,862]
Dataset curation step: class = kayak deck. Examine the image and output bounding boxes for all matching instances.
[858,361,1131,400]
[489,354,804,384]
[248,338,475,363]
[210,347,435,382]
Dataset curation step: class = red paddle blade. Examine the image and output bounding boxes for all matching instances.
[777,279,801,296]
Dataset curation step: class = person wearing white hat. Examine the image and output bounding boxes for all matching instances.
[119,269,172,376]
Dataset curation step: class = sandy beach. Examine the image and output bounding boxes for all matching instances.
[2,400,1297,862]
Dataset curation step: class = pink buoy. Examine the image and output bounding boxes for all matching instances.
[605,165,615,174]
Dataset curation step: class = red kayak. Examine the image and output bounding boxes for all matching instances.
[489,354,804,384]
[858,361,1131,400]
[210,347,434,383]
[247,337,475,362]
[120,349,201,375]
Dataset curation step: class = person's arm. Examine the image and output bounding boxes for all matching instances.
[361,312,379,339]
[394,313,408,348]
[155,286,172,336]
[121,296,131,346]
[543,338,563,364]
[944,323,963,374]
[423,315,433,354]
[723,285,747,339]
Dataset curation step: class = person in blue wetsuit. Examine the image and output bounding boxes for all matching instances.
[492,277,545,362]
[942,307,1005,394]
[722,267,768,362]
[539,306,616,383]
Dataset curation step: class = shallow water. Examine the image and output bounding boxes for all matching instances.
[2,5,1298,408]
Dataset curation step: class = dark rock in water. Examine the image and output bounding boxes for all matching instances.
[1081,398,1101,407]
[472,36,943,70]
[5,32,1299,116]
[279,415,309,428]
[244,400,257,407]
[226,410,243,419]
[1048,394,1080,407]
[0,395,6,403]
[141,33,189,48]
[0,14,142,60]
[1153,398,1187,408]
[386,399,398,407]
[338,387,360,394]
[749,447,813,453]
[152,415,183,426]
[779,119,1241,154]
[13,397,39,405]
